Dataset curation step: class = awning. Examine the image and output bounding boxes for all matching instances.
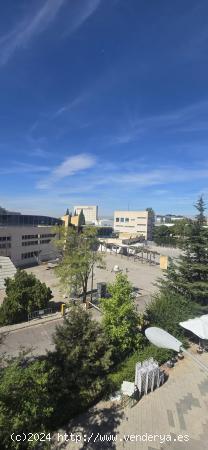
[180,315,208,340]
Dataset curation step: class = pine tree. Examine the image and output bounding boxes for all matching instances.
[159,196,208,305]
[65,208,69,215]
[78,209,85,227]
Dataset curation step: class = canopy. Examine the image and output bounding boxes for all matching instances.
[145,327,182,352]
[180,315,208,340]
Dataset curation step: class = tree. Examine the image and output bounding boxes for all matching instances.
[100,273,140,362]
[145,292,200,338]
[158,196,208,305]
[171,218,191,247]
[0,270,52,325]
[55,226,105,302]
[65,208,69,215]
[0,358,54,449]
[78,208,85,227]
[153,225,176,246]
[49,305,111,420]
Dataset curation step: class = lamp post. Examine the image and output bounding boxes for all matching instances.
[145,327,208,374]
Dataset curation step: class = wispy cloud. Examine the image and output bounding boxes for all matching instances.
[37,153,96,188]
[0,0,102,65]
[27,148,51,158]
[53,92,88,118]
[63,0,101,37]
[105,99,208,147]
[0,0,66,65]
[0,162,49,175]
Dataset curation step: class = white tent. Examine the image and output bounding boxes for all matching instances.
[180,315,208,340]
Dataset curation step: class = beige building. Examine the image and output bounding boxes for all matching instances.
[0,226,59,268]
[73,205,98,224]
[114,210,154,240]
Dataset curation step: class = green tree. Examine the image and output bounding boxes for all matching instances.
[145,292,200,338]
[100,273,140,362]
[65,208,69,215]
[0,270,52,325]
[158,196,208,305]
[55,226,105,301]
[153,225,176,246]
[171,218,191,247]
[0,358,54,449]
[49,305,111,421]
[78,208,85,227]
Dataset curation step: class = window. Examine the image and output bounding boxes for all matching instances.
[21,251,39,260]
[115,217,119,222]
[0,236,11,241]
[0,243,11,249]
[22,241,38,246]
[22,234,38,240]
[40,239,51,244]
[120,218,124,222]
[125,218,129,222]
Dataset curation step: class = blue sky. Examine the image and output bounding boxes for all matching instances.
[0,0,208,217]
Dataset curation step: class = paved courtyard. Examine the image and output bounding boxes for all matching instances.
[53,350,208,450]
[24,252,163,300]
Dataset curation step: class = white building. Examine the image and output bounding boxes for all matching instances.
[74,205,98,224]
[114,210,154,240]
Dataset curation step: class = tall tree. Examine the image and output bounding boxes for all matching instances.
[159,196,208,305]
[0,270,52,325]
[65,208,69,215]
[55,226,105,301]
[50,305,111,420]
[78,208,85,227]
[100,273,140,361]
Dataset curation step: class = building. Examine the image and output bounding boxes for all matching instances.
[114,210,154,240]
[155,214,186,225]
[73,205,98,224]
[98,218,114,227]
[0,211,62,267]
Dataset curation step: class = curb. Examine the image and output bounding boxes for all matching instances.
[0,313,63,334]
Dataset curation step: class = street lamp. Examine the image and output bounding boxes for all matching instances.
[145,326,208,374]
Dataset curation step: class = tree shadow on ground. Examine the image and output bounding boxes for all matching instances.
[53,402,124,449]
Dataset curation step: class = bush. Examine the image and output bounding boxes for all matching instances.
[145,292,200,339]
[107,345,173,392]
[0,270,52,325]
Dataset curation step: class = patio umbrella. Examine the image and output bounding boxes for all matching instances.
[180,315,208,340]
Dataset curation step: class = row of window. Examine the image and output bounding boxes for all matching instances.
[22,239,52,247]
[22,241,38,246]
[22,233,55,240]
[0,243,11,249]
[21,251,39,260]
[115,217,147,223]
[40,233,56,238]
[22,234,38,240]
[0,236,11,241]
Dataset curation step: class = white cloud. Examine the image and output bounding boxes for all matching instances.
[0,0,102,65]
[0,162,49,175]
[37,153,96,188]
[64,0,101,36]
[0,0,66,65]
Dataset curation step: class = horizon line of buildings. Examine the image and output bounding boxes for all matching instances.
[0,203,193,270]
